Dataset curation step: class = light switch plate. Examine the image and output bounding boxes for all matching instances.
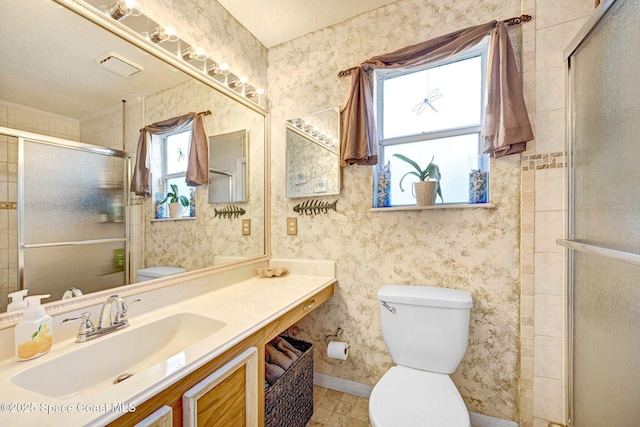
[242,219,251,235]
[287,217,297,235]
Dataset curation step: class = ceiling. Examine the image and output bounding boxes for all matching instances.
[0,0,189,119]
[216,0,400,48]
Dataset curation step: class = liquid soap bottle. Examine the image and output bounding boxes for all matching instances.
[15,294,52,361]
[7,289,28,312]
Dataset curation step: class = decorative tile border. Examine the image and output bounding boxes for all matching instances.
[521,152,566,171]
[0,202,16,210]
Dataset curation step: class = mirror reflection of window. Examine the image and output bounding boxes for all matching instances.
[165,130,190,174]
[151,129,194,217]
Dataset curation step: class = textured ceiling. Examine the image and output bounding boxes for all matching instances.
[216,0,400,48]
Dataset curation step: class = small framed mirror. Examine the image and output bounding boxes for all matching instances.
[286,107,340,198]
[208,129,249,203]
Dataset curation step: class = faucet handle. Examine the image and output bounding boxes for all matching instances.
[115,298,141,324]
[61,312,94,341]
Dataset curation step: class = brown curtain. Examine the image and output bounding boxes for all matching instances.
[130,112,209,196]
[341,20,533,165]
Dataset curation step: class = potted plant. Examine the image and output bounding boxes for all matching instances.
[160,184,190,218]
[392,154,443,206]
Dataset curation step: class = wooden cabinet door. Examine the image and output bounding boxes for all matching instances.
[133,405,172,427]
[183,346,258,427]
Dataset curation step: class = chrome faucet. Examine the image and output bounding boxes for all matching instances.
[99,295,127,329]
[61,295,141,343]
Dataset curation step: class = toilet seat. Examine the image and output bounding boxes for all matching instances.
[369,366,470,427]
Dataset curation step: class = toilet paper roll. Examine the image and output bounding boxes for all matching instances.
[327,341,349,360]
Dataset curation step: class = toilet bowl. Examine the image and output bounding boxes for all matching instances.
[369,366,469,427]
[369,285,473,427]
[136,266,186,282]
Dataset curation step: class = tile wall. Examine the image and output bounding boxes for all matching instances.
[519,1,594,426]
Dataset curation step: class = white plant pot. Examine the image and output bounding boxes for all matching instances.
[168,202,184,218]
[412,181,438,206]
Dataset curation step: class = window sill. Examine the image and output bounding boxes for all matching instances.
[151,216,197,222]
[370,203,493,212]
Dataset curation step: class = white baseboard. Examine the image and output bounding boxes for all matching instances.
[313,373,518,427]
[314,373,373,398]
[469,412,519,427]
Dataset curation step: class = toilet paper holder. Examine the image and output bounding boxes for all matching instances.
[325,328,350,350]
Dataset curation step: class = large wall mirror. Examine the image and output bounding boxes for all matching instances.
[286,107,340,198]
[0,0,267,314]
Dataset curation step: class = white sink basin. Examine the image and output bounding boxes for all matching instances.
[10,313,226,399]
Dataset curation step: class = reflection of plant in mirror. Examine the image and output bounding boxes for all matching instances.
[160,184,190,207]
[393,154,443,202]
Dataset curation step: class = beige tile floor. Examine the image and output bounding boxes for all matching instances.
[306,386,481,427]
[306,386,371,427]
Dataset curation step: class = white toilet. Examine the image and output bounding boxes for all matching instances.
[369,284,473,427]
[136,266,186,282]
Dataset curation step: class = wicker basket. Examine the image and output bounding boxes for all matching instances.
[265,337,314,427]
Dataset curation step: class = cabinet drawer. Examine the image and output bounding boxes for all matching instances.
[264,284,334,342]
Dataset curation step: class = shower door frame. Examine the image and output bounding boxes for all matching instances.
[559,0,634,424]
[6,127,131,297]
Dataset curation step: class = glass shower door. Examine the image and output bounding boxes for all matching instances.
[19,137,129,300]
[563,0,640,425]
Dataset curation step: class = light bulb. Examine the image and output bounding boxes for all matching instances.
[124,0,144,16]
[108,0,144,21]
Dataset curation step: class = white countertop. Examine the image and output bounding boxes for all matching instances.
[0,260,336,426]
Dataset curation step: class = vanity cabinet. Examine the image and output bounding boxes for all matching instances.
[182,347,258,427]
[107,283,334,427]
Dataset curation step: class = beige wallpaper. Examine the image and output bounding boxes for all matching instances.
[268,0,522,421]
[144,0,268,93]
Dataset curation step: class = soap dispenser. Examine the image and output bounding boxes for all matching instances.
[15,294,53,361]
[7,289,28,312]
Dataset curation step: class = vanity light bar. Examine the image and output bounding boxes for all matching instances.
[287,118,338,148]
[102,1,265,102]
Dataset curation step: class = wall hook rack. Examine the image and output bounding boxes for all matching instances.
[293,199,337,216]
[214,205,246,219]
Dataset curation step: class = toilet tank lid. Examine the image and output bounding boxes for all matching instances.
[137,266,186,277]
[378,285,472,309]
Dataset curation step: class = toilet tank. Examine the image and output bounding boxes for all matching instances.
[378,285,472,374]
[137,266,186,282]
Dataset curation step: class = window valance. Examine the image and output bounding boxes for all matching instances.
[130,111,209,196]
[340,20,533,166]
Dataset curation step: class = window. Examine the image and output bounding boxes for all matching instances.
[151,128,194,217]
[162,129,191,199]
[376,40,488,206]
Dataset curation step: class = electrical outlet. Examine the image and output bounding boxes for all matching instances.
[287,217,297,235]
[242,219,251,235]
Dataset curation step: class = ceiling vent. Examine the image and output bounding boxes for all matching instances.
[96,51,143,78]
